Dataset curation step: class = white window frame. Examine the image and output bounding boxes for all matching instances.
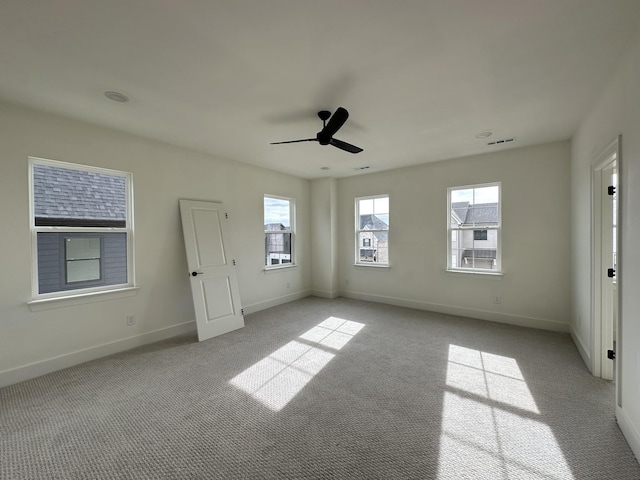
[355,194,390,267]
[264,194,295,269]
[29,157,135,301]
[447,182,501,274]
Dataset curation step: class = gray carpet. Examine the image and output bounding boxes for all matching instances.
[1,297,639,479]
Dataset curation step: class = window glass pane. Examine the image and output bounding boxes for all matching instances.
[66,237,101,283]
[66,237,100,260]
[373,196,389,214]
[357,231,388,264]
[358,198,374,215]
[265,232,291,265]
[264,197,291,229]
[67,259,101,283]
[33,163,126,226]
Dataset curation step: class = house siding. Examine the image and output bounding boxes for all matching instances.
[37,232,127,294]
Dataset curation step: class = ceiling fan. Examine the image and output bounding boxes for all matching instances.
[270,107,363,154]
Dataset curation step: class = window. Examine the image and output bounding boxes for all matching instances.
[264,195,295,268]
[473,230,488,241]
[355,194,389,265]
[448,183,500,272]
[30,157,134,298]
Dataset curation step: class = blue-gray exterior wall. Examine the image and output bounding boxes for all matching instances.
[37,232,127,294]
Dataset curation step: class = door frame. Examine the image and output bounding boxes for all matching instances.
[591,136,621,399]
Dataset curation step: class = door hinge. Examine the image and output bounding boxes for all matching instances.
[232,259,236,266]
[225,212,229,219]
[241,308,244,315]
[608,185,616,196]
[607,349,616,360]
[607,268,616,278]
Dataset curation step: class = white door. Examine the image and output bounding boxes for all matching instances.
[179,199,244,342]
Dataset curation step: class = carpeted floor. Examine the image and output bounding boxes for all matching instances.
[1,297,639,479]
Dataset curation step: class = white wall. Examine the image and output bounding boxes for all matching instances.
[337,141,572,332]
[310,177,339,298]
[571,34,640,459]
[0,101,311,387]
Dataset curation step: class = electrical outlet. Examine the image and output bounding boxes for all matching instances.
[493,296,502,305]
[126,315,136,326]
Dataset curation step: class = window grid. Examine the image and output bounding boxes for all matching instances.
[448,183,501,273]
[355,194,389,266]
[29,157,134,298]
[264,195,295,268]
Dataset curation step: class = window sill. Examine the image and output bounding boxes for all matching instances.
[264,264,297,273]
[353,263,390,268]
[28,286,140,311]
[445,269,504,277]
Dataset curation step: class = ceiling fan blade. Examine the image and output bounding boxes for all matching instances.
[270,138,317,145]
[330,138,363,154]
[321,107,349,138]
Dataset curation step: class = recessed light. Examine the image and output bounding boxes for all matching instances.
[104,91,129,103]
[476,131,492,139]
[321,166,330,170]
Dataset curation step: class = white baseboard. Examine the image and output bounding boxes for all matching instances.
[242,290,312,316]
[340,290,570,332]
[0,321,196,388]
[570,326,592,373]
[310,289,339,299]
[617,406,640,462]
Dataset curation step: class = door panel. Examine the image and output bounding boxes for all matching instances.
[192,208,225,266]
[202,276,234,321]
[180,199,244,342]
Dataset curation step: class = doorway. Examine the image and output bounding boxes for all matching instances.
[591,137,620,404]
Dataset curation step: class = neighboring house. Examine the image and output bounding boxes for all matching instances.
[264,223,291,265]
[359,214,388,264]
[450,201,499,269]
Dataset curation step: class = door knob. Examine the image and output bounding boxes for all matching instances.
[192,271,203,276]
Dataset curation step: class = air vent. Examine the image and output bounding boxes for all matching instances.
[354,166,370,171]
[487,137,515,146]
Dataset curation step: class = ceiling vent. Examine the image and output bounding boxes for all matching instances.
[487,137,515,146]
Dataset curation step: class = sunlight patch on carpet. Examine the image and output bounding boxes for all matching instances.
[438,345,574,479]
[230,317,364,411]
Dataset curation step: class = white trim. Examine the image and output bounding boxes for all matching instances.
[353,263,390,268]
[340,290,569,332]
[0,320,195,388]
[241,290,311,315]
[570,325,591,372]
[28,156,135,301]
[447,182,502,273]
[263,264,297,273]
[445,269,504,277]
[355,193,390,266]
[590,137,619,382]
[617,406,640,461]
[310,289,339,299]
[264,194,296,268]
[27,286,139,311]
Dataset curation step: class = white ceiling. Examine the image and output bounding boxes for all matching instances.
[1,1,639,179]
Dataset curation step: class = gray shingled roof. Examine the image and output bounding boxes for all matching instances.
[33,164,126,220]
[264,223,286,231]
[359,214,388,230]
[451,201,498,226]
